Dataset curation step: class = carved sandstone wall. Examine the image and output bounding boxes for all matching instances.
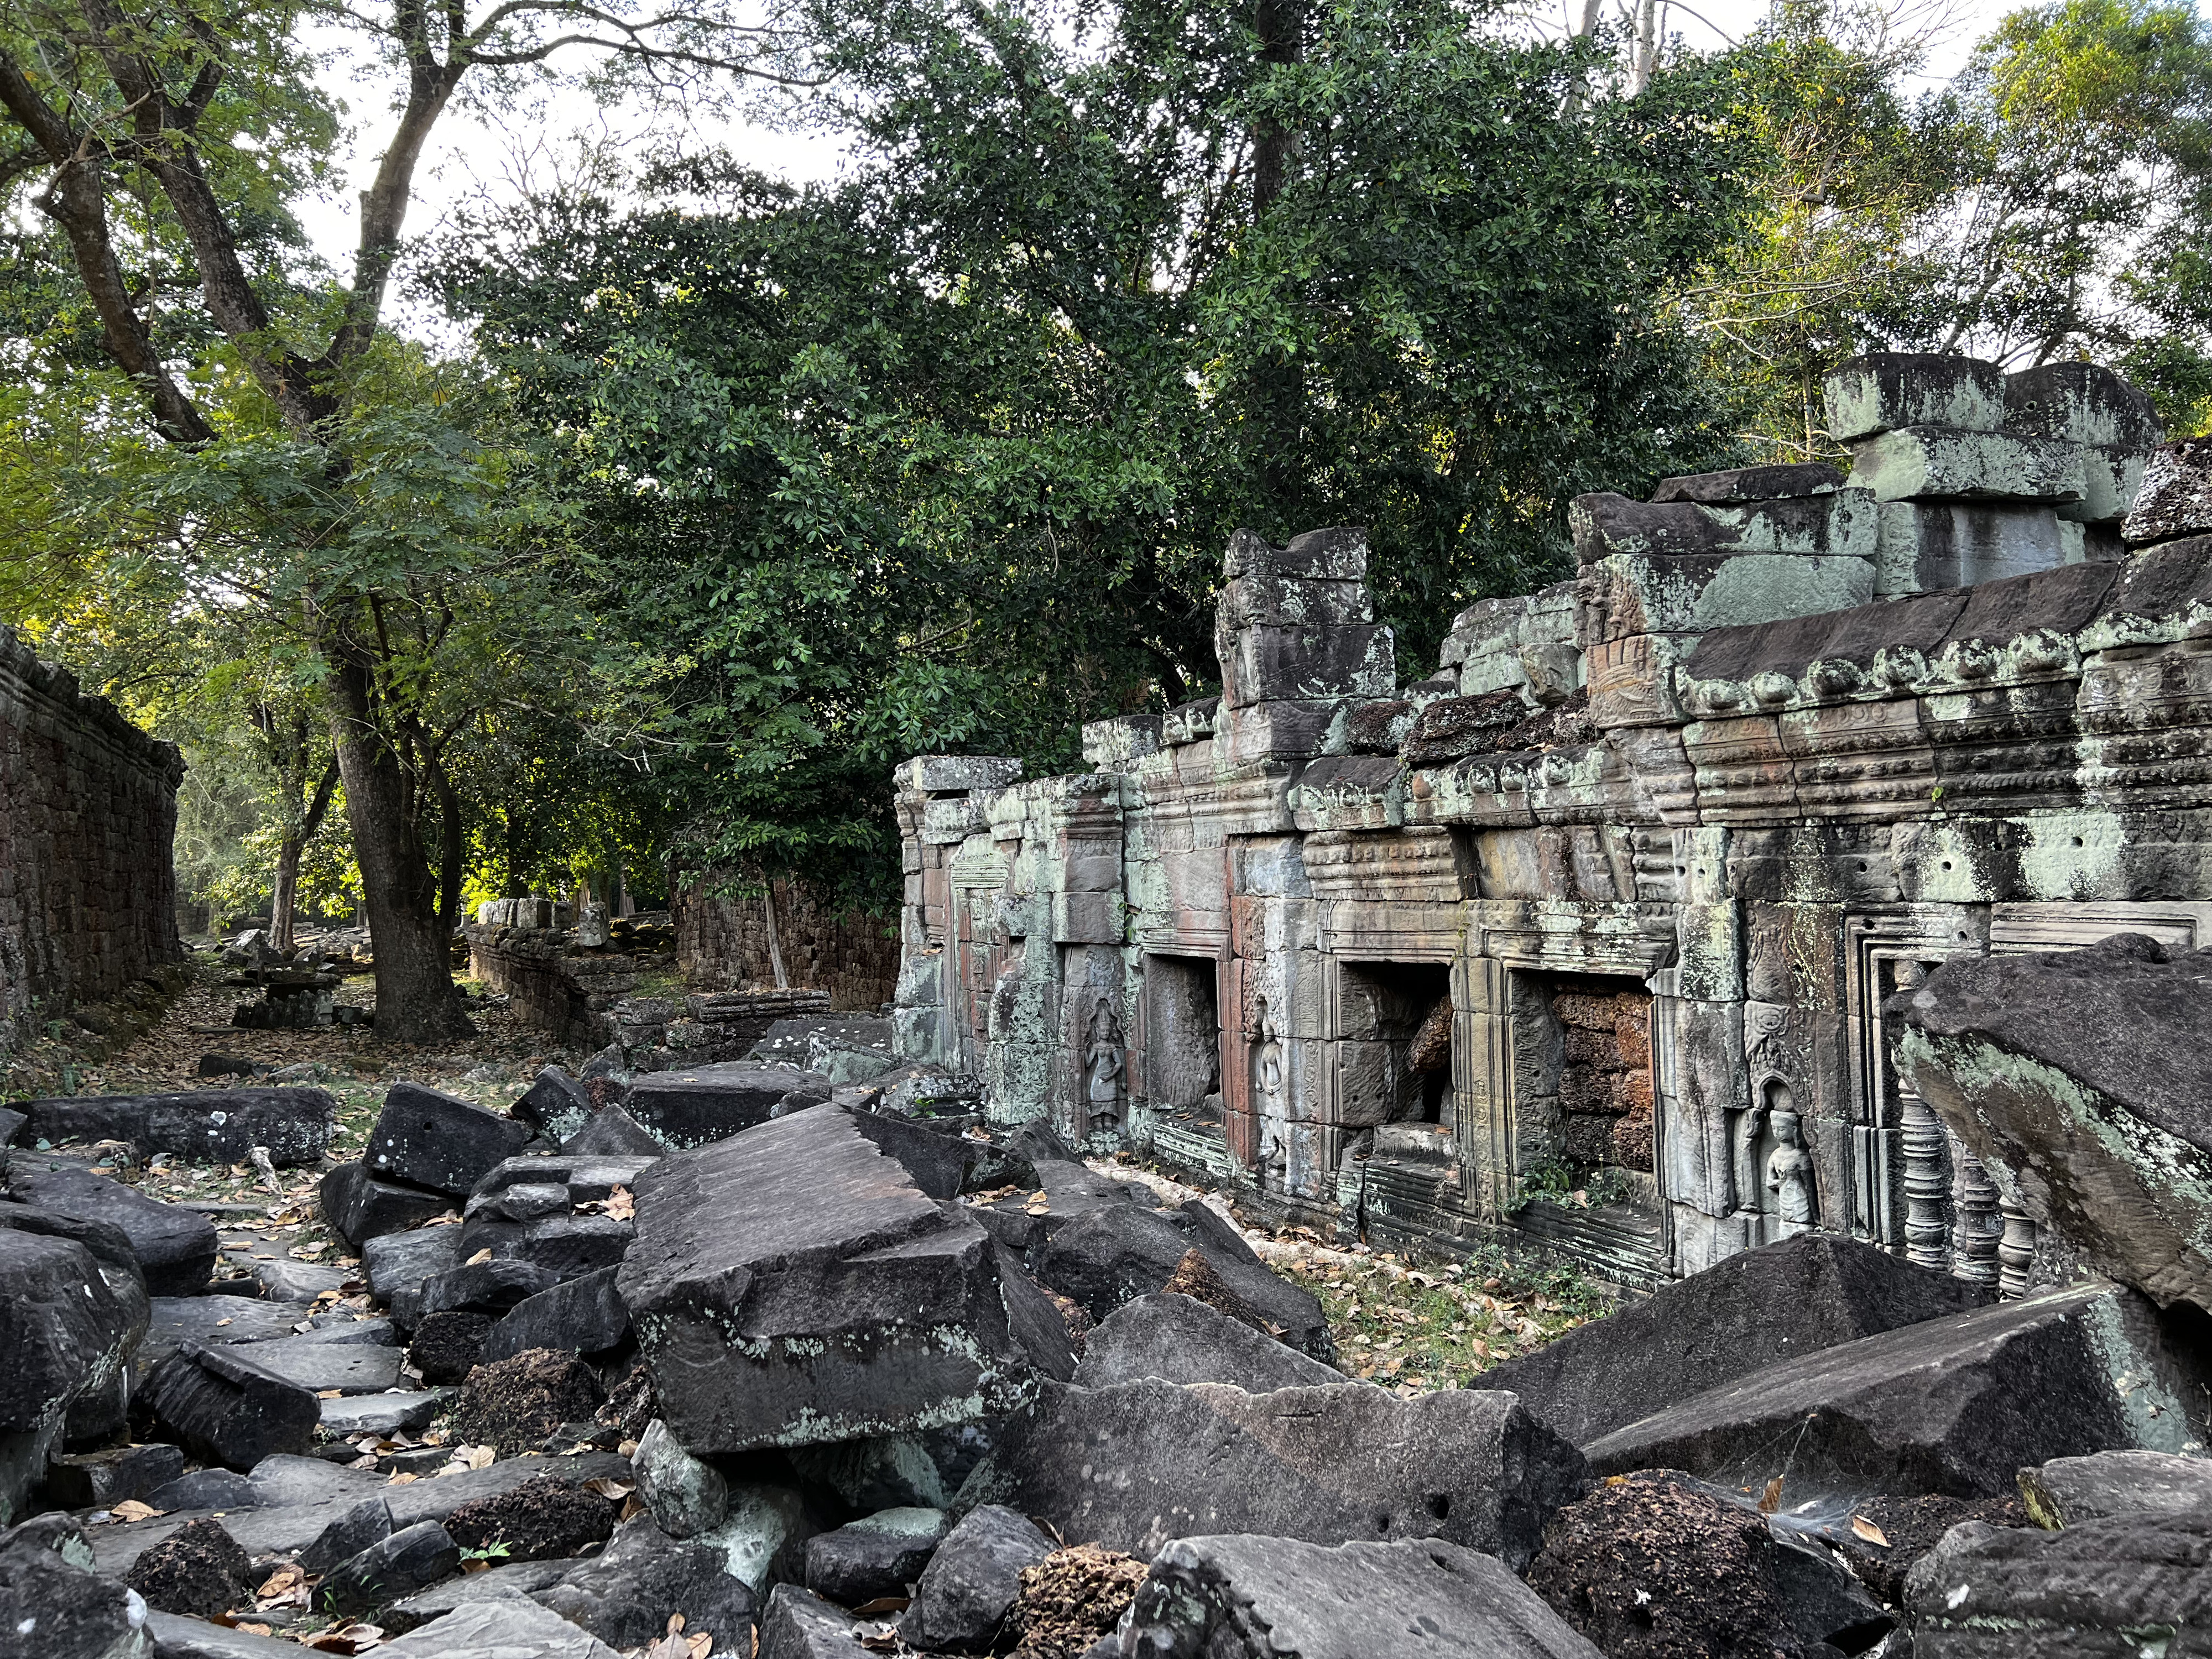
[892,353,2204,1294]
[0,628,185,1058]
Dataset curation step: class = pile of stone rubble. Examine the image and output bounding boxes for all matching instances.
[2,964,2208,1659]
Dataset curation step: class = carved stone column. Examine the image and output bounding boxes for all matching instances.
[1997,1201,2037,1300]
[1949,1138,2002,1288]
[1889,960,1952,1271]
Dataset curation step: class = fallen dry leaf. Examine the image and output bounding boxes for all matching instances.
[317,1389,343,1400]
[109,1499,163,1522]
[465,1248,493,1265]
[1757,1477,1784,1516]
[214,1317,233,1327]
[385,1472,419,1486]
[605,1185,635,1222]
[1850,1515,1891,1547]
[582,1478,634,1501]
[255,1565,304,1598]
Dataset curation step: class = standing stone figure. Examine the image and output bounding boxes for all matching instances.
[1084,997,1125,1130]
[1765,1108,1819,1230]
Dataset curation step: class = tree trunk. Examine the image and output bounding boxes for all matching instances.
[327,637,473,1044]
[431,758,465,937]
[270,834,304,954]
[763,878,790,989]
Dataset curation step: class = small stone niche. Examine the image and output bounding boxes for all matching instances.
[1511,973,1654,1178]
[1144,955,1221,1110]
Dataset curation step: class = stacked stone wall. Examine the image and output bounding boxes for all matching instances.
[0,627,185,1058]
[672,873,898,1011]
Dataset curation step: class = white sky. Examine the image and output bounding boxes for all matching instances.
[299,0,2026,339]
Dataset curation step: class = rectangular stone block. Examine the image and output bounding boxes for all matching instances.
[1825,353,2006,442]
[1051,890,1123,945]
[1846,427,2086,503]
[1217,623,1395,708]
[902,755,1022,794]
[1217,572,1374,629]
[1582,550,1874,641]
[1570,490,1876,564]
[1587,634,1689,729]
[1223,700,1340,762]
[1872,500,2082,596]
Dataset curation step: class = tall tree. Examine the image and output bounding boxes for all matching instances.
[434,0,1755,899]
[0,0,812,1037]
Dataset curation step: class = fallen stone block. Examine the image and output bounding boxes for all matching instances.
[362,1225,462,1305]
[1583,1280,2211,1497]
[379,1561,572,1636]
[533,1514,757,1655]
[617,1107,1076,1455]
[559,1104,663,1159]
[137,1296,310,1376]
[513,1067,594,1142]
[1896,932,2212,1311]
[11,1089,336,1168]
[1651,462,1845,503]
[1480,1232,1990,1446]
[409,1311,493,1384]
[145,1468,259,1512]
[1118,1534,1603,1659]
[1905,1502,2212,1656]
[1033,1193,1329,1359]
[378,1594,623,1657]
[147,1609,307,1657]
[984,1379,1585,1571]
[462,1212,633,1280]
[899,1503,1053,1653]
[320,1389,450,1438]
[802,1506,946,1605]
[320,1162,454,1249]
[759,1583,874,1658]
[123,1516,253,1618]
[481,1266,629,1364]
[620,1062,833,1149]
[43,1443,185,1512]
[633,1418,727,1539]
[0,1513,154,1659]
[1073,1292,1345,1392]
[7,1164,218,1297]
[0,1226,144,1520]
[696,1481,812,1592]
[298,1495,393,1576]
[2019,1449,2212,1529]
[450,1349,606,1459]
[143,1342,320,1471]
[225,1332,401,1395]
[252,1258,345,1302]
[422,1259,559,1317]
[366,1084,531,1197]
[443,1474,615,1562]
[321,1518,461,1615]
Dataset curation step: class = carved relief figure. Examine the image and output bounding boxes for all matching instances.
[1765,1106,1819,1230]
[1084,996,1125,1128]
[1252,996,1288,1181]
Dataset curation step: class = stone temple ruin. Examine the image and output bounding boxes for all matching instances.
[8,353,2212,1659]
[890,353,2205,1295]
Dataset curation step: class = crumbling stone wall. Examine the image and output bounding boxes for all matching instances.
[671,873,897,1011]
[892,352,2208,1295]
[0,628,184,1058]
